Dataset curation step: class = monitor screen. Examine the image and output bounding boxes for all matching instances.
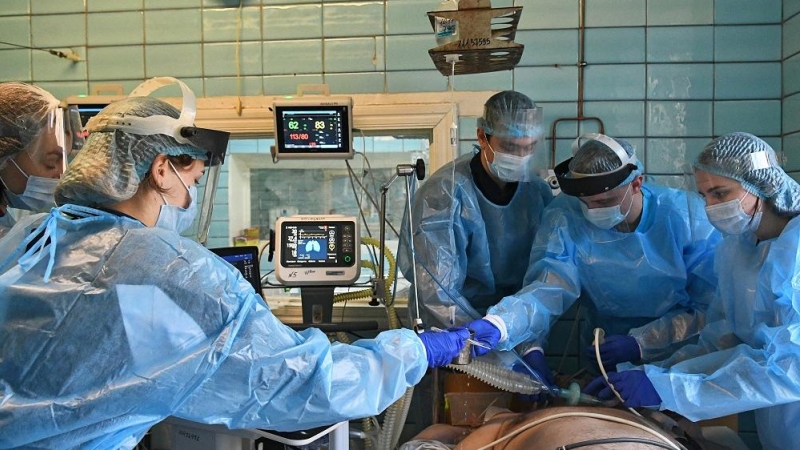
[274,216,360,286]
[210,246,262,294]
[280,222,356,268]
[74,103,108,126]
[273,100,353,159]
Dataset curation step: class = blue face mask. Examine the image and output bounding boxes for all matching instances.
[580,183,633,229]
[154,161,198,234]
[1,159,58,212]
[483,141,536,182]
[705,193,762,235]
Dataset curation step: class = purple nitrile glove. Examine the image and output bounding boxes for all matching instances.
[585,335,641,371]
[512,350,555,404]
[464,319,501,356]
[418,327,471,367]
[583,371,661,408]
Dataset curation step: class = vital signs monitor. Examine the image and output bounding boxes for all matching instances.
[272,97,353,160]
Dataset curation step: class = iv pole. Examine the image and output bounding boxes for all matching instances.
[373,159,426,327]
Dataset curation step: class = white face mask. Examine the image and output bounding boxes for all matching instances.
[0,158,58,212]
[580,183,633,229]
[484,141,535,182]
[705,193,762,235]
[154,161,198,234]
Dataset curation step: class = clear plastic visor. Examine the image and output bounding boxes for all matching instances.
[0,109,70,193]
[480,107,543,140]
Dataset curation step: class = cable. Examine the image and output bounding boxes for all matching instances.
[0,39,82,61]
[344,158,379,266]
[346,153,400,238]
[594,327,642,418]
[475,411,681,450]
[559,437,676,450]
[258,240,270,263]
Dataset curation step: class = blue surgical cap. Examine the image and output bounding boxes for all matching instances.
[569,136,642,188]
[56,96,207,207]
[477,90,542,139]
[694,132,800,216]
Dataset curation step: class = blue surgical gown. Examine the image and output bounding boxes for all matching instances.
[0,205,427,449]
[398,153,553,328]
[489,184,720,361]
[642,215,800,450]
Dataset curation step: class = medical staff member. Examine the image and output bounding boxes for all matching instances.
[0,77,469,449]
[585,132,800,450]
[400,90,552,331]
[0,82,71,238]
[465,134,720,382]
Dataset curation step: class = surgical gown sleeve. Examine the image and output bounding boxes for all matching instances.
[643,221,800,421]
[488,200,582,350]
[628,194,719,361]
[176,298,427,431]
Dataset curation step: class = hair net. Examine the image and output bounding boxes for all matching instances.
[477,91,542,139]
[56,96,207,207]
[568,136,642,188]
[694,132,800,216]
[0,82,61,168]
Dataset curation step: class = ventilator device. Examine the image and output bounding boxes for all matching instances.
[274,215,360,286]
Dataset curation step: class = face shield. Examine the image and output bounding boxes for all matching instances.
[0,106,77,213]
[480,107,545,182]
[85,77,230,244]
[64,105,86,159]
[555,134,639,197]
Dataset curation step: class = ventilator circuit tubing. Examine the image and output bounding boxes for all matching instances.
[404,235,562,396]
[448,359,545,395]
[446,359,603,406]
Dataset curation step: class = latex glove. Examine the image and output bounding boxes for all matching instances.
[585,335,641,371]
[512,350,555,404]
[464,319,501,356]
[583,371,662,408]
[418,327,471,367]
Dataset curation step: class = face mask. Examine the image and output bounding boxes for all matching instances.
[580,184,632,229]
[0,159,58,212]
[0,209,15,229]
[705,193,762,235]
[154,161,198,234]
[484,141,535,182]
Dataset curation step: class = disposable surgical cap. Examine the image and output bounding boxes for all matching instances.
[555,135,642,197]
[570,136,640,177]
[56,96,206,207]
[0,82,61,168]
[477,90,542,139]
[694,132,800,216]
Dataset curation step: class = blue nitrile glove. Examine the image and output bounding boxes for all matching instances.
[464,319,501,356]
[418,327,471,367]
[583,371,661,408]
[585,335,641,371]
[512,350,555,404]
